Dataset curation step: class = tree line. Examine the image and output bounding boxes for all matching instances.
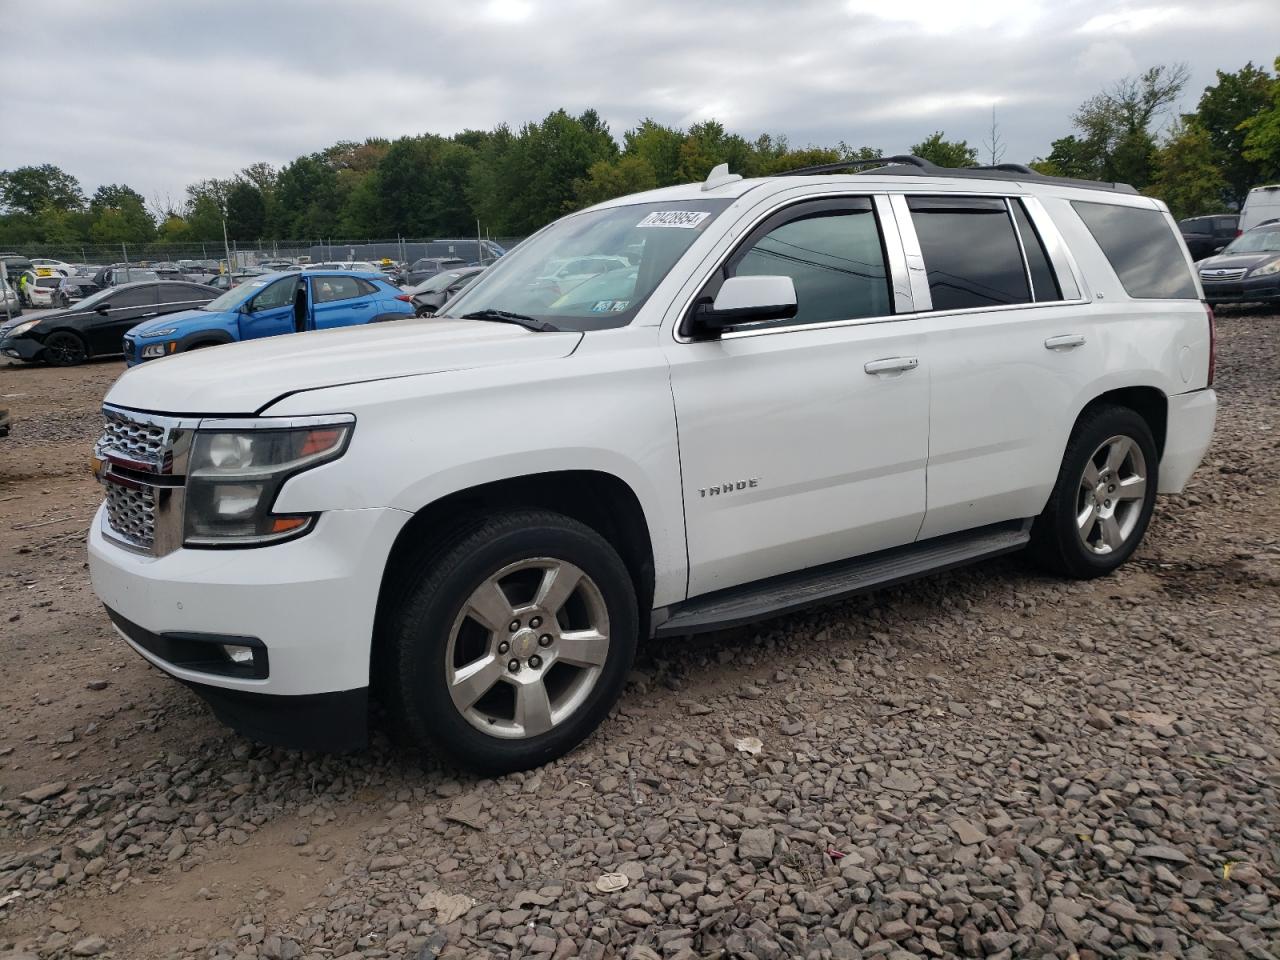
[3,56,1278,250]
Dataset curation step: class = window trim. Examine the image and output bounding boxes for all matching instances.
[675,193,906,343]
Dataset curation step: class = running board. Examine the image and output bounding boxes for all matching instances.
[653,519,1032,638]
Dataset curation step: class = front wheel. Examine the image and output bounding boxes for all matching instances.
[1031,404,1158,578]
[381,510,638,774]
[42,331,89,366]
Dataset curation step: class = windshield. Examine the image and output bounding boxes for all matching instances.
[442,199,731,331]
[202,279,271,312]
[1224,229,1280,254]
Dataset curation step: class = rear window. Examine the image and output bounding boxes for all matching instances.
[36,278,60,287]
[1071,201,1197,300]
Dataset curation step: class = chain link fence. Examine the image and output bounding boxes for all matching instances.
[7,237,527,268]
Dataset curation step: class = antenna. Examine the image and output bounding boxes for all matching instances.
[702,163,743,191]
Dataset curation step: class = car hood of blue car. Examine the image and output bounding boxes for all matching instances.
[127,308,233,339]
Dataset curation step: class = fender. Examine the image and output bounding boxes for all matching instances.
[176,329,236,353]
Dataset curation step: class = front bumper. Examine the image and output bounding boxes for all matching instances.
[89,502,412,748]
[1158,389,1217,494]
[0,336,42,361]
[1200,275,1280,305]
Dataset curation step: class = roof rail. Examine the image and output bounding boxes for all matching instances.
[780,154,1137,195]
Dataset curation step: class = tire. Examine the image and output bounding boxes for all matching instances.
[41,331,89,367]
[380,509,638,774]
[1030,404,1159,579]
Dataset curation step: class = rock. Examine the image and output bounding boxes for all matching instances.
[19,781,66,803]
[738,827,776,862]
[1135,845,1190,864]
[76,830,107,858]
[950,819,987,846]
[70,938,106,957]
[85,680,109,691]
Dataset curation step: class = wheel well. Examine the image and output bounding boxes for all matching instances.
[1078,386,1167,456]
[374,470,656,646]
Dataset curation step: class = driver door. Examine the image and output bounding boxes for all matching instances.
[89,284,159,355]
[236,277,299,341]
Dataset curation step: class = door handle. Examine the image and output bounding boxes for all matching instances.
[1044,334,1086,350]
[864,356,919,375]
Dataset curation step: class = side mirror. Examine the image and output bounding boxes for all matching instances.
[1213,245,1225,254]
[95,303,111,315]
[696,275,798,332]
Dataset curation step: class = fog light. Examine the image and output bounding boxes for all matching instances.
[222,644,255,665]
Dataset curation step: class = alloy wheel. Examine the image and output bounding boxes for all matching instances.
[444,557,611,739]
[1075,434,1147,555]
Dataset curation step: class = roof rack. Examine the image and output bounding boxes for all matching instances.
[779,154,1137,195]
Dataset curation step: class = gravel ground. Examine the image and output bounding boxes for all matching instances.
[1,309,1278,960]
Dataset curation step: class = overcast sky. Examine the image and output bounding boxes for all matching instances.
[6,0,1279,206]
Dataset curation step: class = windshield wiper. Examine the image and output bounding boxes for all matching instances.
[460,309,560,333]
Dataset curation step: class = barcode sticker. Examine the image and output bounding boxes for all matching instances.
[636,211,710,229]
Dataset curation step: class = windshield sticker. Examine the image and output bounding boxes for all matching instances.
[611,300,629,311]
[591,299,632,313]
[636,210,710,229]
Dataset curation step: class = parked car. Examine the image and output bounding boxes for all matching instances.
[401,256,469,286]
[257,259,294,271]
[53,275,103,308]
[1240,184,1280,234]
[122,270,414,365]
[1179,215,1239,260]
[0,280,218,365]
[404,266,486,317]
[1195,222,1280,307]
[30,257,74,275]
[312,261,383,273]
[0,279,21,319]
[18,270,61,307]
[205,268,268,291]
[88,158,1216,772]
[90,264,160,287]
[534,255,633,300]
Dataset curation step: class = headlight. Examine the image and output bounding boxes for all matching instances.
[141,342,176,358]
[183,416,354,547]
[142,327,178,338]
[4,319,40,337]
[1248,259,1280,277]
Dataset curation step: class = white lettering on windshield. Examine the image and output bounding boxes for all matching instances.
[636,211,710,229]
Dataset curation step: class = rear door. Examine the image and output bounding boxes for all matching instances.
[236,277,299,341]
[903,194,1098,540]
[90,284,160,355]
[157,282,214,315]
[310,275,374,329]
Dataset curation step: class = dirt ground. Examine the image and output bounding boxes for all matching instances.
[1,309,1277,960]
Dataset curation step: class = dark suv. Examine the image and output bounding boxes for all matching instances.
[1179,215,1239,261]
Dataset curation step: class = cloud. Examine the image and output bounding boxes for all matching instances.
[6,0,1279,203]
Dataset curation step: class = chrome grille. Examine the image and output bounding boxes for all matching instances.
[1200,268,1247,283]
[101,408,166,466]
[104,483,156,549]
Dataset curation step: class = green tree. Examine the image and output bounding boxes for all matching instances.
[272,155,340,237]
[1194,61,1274,206]
[1241,57,1280,183]
[910,132,979,168]
[185,195,225,241]
[0,164,85,215]
[225,182,266,238]
[574,155,659,207]
[1146,121,1229,220]
[623,120,685,185]
[88,183,154,243]
[675,121,754,182]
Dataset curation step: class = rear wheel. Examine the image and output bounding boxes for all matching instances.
[1031,405,1158,578]
[381,510,638,774]
[42,331,89,366]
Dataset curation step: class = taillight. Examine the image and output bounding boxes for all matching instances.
[395,294,412,302]
[1205,303,1216,388]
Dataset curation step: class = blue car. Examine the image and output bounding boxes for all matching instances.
[123,270,413,365]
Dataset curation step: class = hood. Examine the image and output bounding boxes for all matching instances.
[105,318,583,414]
[1197,252,1278,271]
[127,308,222,338]
[1,305,75,335]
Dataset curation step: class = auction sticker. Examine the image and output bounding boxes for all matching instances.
[636,210,710,229]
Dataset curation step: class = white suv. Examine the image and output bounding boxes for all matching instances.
[89,157,1217,773]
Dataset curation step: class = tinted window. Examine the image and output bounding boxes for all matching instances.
[1011,200,1062,302]
[354,278,379,296]
[249,278,297,311]
[1215,217,1238,233]
[158,283,204,304]
[1072,201,1197,299]
[107,285,158,309]
[722,200,891,329]
[908,197,1030,310]
[312,276,361,303]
